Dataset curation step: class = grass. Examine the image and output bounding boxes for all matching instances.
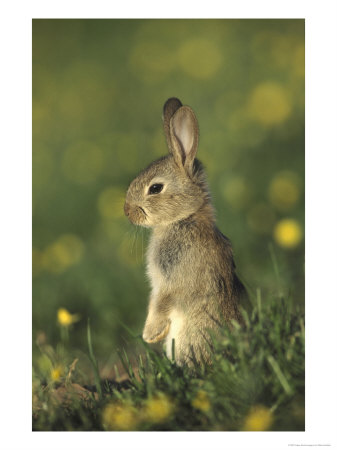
[32,284,304,431]
[31,18,305,433]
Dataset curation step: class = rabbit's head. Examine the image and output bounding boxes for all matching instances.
[124,98,210,227]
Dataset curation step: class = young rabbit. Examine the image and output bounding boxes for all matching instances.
[124,97,246,366]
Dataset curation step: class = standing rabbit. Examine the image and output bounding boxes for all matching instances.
[124,98,246,366]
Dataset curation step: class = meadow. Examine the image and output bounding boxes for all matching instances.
[32,19,305,431]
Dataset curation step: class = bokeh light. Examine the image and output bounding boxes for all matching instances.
[246,82,292,126]
[220,175,252,210]
[129,41,175,83]
[178,38,222,79]
[273,219,303,249]
[97,186,125,219]
[42,234,84,274]
[268,171,302,211]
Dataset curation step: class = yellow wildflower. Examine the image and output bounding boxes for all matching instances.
[191,390,211,412]
[274,219,303,249]
[243,405,273,431]
[57,308,80,327]
[102,402,139,431]
[144,393,174,423]
[50,365,64,382]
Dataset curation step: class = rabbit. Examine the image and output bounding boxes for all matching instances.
[124,97,246,366]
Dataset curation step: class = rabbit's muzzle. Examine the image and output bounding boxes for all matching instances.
[124,201,131,217]
[124,201,147,225]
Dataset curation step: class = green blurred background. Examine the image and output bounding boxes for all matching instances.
[32,19,304,363]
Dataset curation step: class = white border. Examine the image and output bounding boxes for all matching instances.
[1,1,337,449]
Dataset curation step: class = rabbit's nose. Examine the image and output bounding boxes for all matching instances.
[124,201,131,217]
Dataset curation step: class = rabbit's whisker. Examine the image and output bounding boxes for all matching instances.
[131,227,138,256]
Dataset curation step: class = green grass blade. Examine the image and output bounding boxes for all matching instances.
[87,319,102,398]
[256,287,262,319]
[267,355,293,396]
[171,338,175,363]
[268,242,282,297]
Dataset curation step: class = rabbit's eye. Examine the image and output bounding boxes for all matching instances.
[148,183,164,195]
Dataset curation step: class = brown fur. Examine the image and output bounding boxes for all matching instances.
[124,98,246,366]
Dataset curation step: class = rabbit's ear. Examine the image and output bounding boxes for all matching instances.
[169,106,199,175]
[163,97,183,151]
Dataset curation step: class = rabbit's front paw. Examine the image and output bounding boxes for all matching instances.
[143,319,170,344]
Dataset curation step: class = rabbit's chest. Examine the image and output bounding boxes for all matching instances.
[157,240,184,276]
[146,240,166,293]
[147,235,180,279]
[146,257,165,295]
[148,233,187,279]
